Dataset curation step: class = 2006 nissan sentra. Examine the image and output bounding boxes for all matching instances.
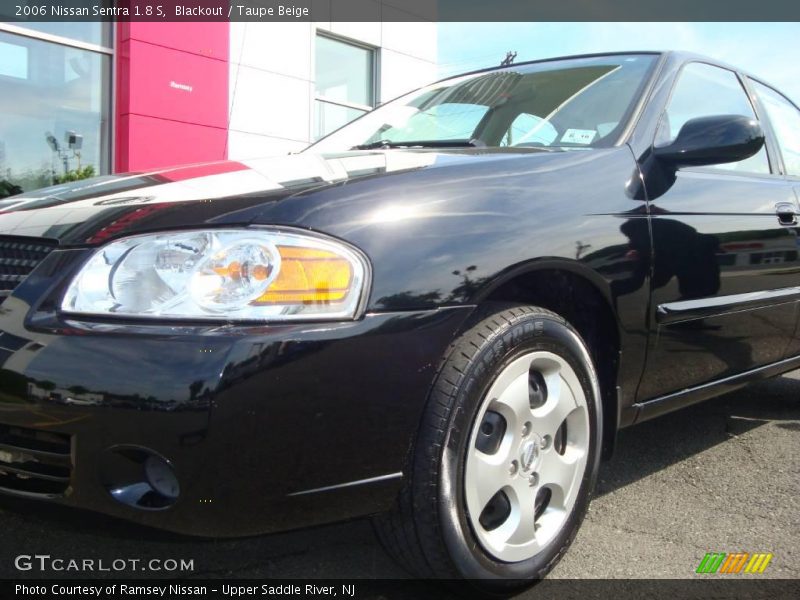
[1,51,799,590]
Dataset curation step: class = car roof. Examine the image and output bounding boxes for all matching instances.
[433,51,665,84]
[434,50,782,95]
[436,50,772,87]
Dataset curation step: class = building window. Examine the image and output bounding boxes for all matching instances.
[314,34,375,141]
[0,25,111,199]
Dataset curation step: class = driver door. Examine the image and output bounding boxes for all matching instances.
[638,62,800,401]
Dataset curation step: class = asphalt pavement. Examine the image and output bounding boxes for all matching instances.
[1,371,798,590]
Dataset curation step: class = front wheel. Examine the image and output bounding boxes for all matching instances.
[375,305,602,591]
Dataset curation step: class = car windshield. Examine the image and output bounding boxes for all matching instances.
[308,54,658,153]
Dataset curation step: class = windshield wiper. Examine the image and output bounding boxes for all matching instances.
[350,139,482,150]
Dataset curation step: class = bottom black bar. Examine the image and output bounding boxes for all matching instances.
[2,579,799,600]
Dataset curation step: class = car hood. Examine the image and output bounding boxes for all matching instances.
[0,147,569,245]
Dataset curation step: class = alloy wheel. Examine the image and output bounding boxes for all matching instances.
[464,351,590,562]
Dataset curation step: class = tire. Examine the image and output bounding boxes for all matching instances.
[375,305,602,592]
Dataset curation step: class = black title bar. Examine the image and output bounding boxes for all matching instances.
[2,0,800,22]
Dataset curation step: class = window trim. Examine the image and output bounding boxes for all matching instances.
[313,31,378,140]
[314,95,373,113]
[314,31,377,110]
[655,60,778,178]
[0,22,113,55]
[746,76,800,179]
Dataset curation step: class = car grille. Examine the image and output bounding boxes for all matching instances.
[0,424,72,496]
[0,236,59,298]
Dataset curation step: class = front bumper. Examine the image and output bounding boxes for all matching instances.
[0,251,472,537]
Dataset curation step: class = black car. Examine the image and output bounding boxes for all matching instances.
[1,51,799,588]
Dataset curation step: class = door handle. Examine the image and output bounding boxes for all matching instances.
[776,202,798,226]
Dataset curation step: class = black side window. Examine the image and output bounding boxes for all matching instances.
[656,63,770,174]
[750,80,800,177]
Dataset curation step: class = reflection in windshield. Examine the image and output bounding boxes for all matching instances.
[309,54,657,153]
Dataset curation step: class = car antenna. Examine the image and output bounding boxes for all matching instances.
[500,51,517,66]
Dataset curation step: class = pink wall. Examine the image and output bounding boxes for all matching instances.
[115,23,229,172]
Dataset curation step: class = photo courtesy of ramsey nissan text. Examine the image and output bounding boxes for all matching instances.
[0,1,798,599]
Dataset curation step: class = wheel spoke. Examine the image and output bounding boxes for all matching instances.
[533,374,578,438]
[468,449,512,510]
[507,479,538,545]
[534,504,567,547]
[493,371,532,437]
[538,448,581,507]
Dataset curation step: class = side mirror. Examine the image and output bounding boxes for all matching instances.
[653,114,765,168]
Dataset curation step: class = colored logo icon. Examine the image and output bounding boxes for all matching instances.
[696,552,773,574]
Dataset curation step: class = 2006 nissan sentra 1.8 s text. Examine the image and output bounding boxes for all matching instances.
[1,51,800,591]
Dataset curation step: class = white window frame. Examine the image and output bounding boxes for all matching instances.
[313,31,378,139]
[0,21,115,172]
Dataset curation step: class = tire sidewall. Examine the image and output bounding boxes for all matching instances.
[436,312,602,582]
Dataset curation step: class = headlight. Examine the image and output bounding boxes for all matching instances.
[61,229,369,321]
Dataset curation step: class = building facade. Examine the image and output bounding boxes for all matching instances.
[0,13,436,198]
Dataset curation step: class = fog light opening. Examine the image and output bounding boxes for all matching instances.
[99,446,180,511]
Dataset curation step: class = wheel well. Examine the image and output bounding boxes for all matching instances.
[483,268,620,459]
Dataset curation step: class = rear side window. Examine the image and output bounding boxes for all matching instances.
[657,62,770,174]
[750,80,800,177]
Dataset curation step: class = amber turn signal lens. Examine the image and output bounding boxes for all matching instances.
[252,246,353,305]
